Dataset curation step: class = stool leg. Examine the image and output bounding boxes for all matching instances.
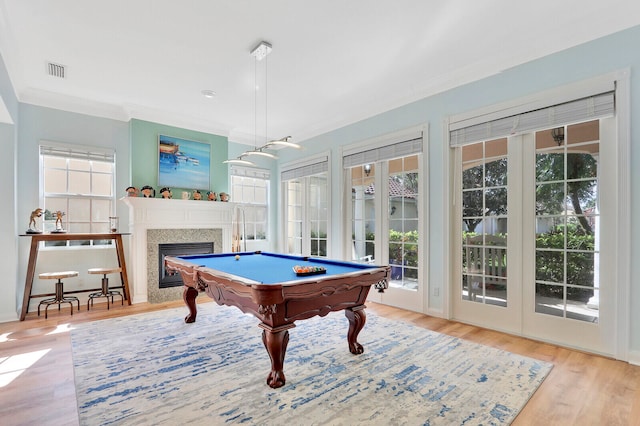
[102,276,110,310]
[56,281,63,311]
[55,280,64,300]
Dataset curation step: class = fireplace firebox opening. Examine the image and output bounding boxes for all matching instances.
[158,242,214,288]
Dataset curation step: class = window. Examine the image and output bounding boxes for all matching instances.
[448,73,626,356]
[348,154,421,290]
[344,135,423,269]
[461,139,508,305]
[308,175,328,257]
[230,167,269,241]
[350,164,375,263]
[282,156,329,257]
[342,127,426,312]
[388,155,420,290]
[40,144,115,247]
[286,179,303,254]
[534,122,600,321]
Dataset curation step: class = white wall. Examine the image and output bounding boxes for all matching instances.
[0,52,18,321]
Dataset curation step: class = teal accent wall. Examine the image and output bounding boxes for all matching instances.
[130,119,229,196]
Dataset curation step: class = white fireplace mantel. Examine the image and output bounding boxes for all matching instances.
[121,197,234,303]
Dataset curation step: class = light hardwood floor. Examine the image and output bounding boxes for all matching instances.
[1,299,639,426]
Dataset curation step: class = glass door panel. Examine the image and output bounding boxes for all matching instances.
[309,175,328,257]
[461,138,508,306]
[286,179,303,254]
[387,156,419,290]
[534,123,600,323]
[351,152,423,312]
[351,164,375,263]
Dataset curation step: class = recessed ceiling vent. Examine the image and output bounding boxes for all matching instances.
[47,62,66,79]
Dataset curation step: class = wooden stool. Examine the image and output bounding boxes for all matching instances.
[37,271,80,319]
[87,267,124,310]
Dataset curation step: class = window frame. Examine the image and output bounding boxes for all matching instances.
[39,141,116,248]
[230,166,270,242]
[281,153,331,257]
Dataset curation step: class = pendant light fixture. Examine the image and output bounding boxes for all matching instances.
[224,41,300,166]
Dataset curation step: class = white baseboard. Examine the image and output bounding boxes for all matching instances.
[627,350,640,366]
[0,311,19,323]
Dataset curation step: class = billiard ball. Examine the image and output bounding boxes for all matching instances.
[235,254,240,260]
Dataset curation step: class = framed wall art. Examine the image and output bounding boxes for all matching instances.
[158,135,210,190]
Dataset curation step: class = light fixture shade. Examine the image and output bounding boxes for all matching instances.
[267,137,301,149]
[223,158,256,166]
[243,150,278,159]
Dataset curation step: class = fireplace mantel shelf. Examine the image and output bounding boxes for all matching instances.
[121,197,235,229]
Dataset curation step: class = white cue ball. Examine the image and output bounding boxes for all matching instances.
[235,254,240,260]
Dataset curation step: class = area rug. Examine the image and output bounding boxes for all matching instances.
[70,303,552,425]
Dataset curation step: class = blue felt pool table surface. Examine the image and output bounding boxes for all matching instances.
[176,251,377,285]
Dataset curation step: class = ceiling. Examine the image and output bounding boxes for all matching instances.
[1,1,639,146]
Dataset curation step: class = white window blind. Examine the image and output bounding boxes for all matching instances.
[281,157,328,181]
[40,145,115,162]
[342,137,423,169]
[449,91,615,147]
[230,165,270,180]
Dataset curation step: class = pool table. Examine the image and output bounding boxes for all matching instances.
[164,251,389,388]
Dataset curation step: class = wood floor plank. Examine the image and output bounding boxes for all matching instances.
[1,300,639,425]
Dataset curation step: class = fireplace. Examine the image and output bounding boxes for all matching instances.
[146,228,222,303]
[158,242,214,288]
[121,196,234,304]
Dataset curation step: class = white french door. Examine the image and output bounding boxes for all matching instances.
[347,155,423,312]
[453,118,617,355]
[283,173,329,257]
[521,119,616,354]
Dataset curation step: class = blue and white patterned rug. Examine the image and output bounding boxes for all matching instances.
[70,303,552,425]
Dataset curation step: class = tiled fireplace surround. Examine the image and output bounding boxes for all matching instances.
[122,197,233,303]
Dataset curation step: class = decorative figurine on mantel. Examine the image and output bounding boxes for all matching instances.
[192,190,202,200]
[26,208,44,234]
[207,191,217,201]
[52,210,67,233]
[160,187,172,199]
[125,186,139,197]
[219,192,230,202]
[141,185,155,198]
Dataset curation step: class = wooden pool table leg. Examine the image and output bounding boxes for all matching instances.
[183,286,199,323]
[345,305,367,354]
[259,323,294,388]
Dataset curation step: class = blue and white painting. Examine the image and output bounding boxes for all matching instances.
[158,135,211,190]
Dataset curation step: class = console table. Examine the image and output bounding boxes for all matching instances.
[19,232,131,320]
